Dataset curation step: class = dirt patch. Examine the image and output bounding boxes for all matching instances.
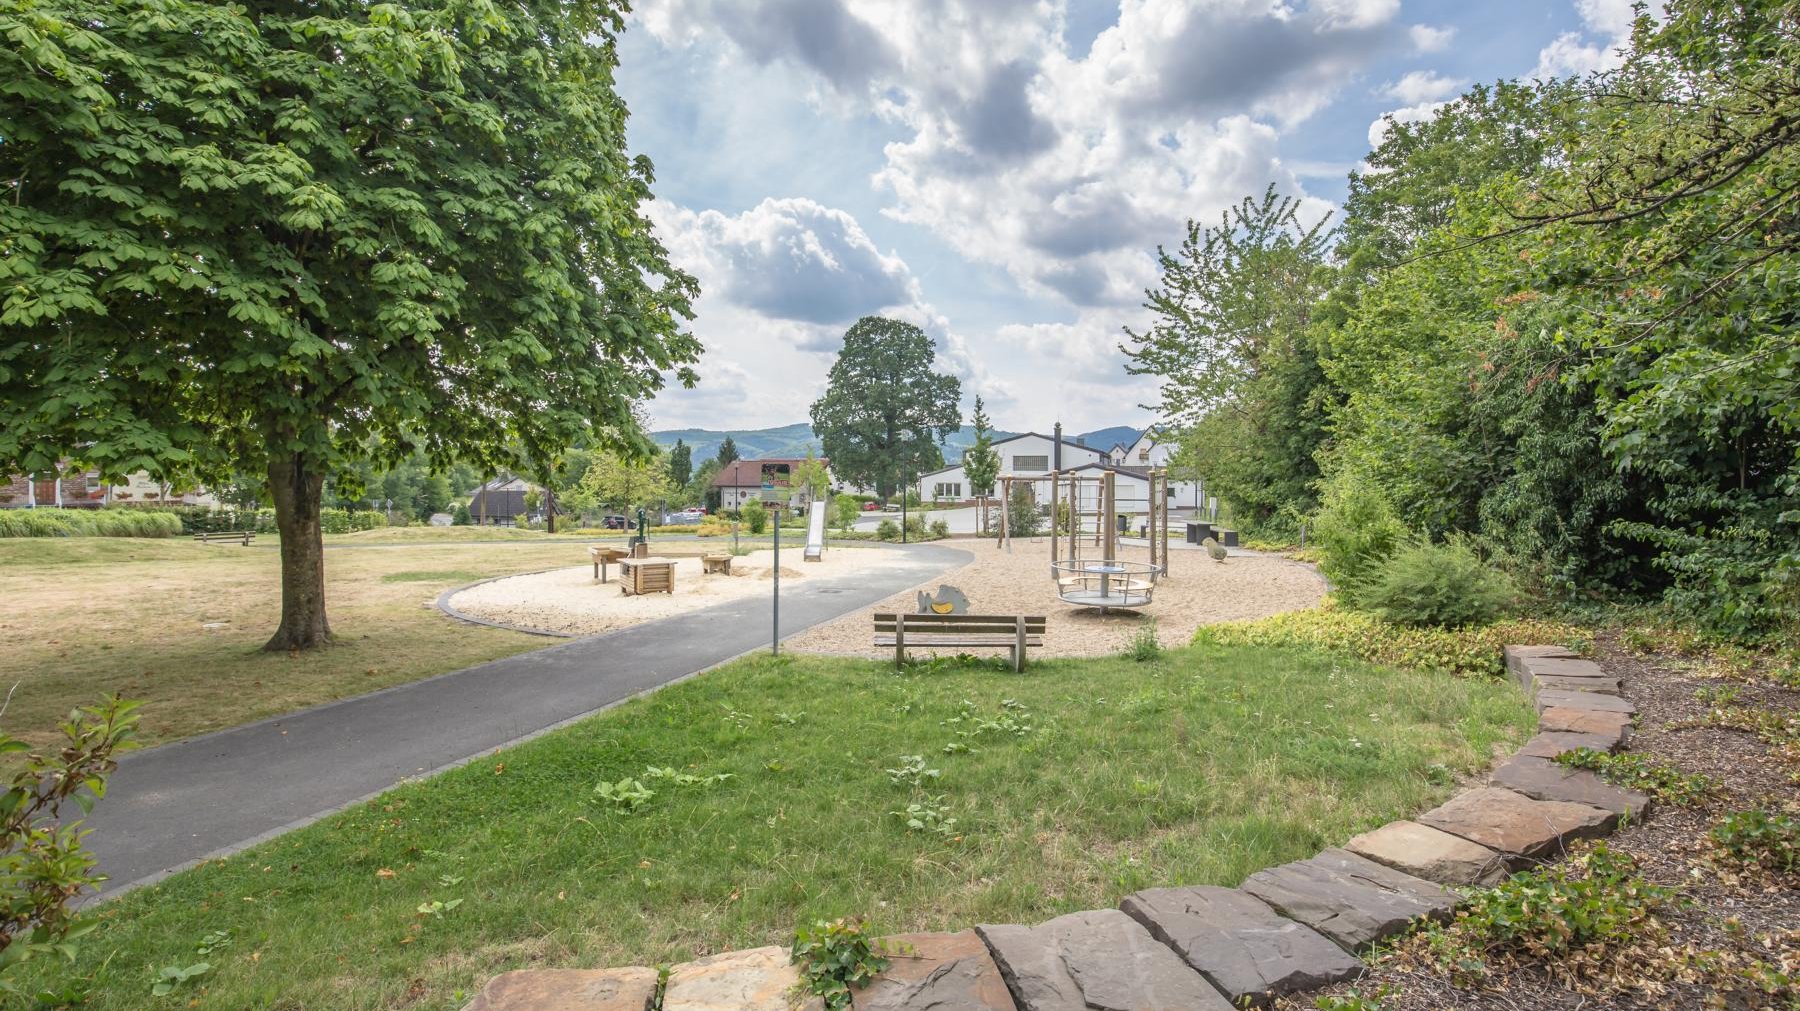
[784,538,1327,658]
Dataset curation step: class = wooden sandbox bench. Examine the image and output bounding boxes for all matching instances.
[589,545,628,582]
[194,530,255,546]
[702,553,733,574]
[873,613,1047,673]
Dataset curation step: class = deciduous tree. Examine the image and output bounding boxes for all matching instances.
[0,0,698,650]
[809,317,961,499]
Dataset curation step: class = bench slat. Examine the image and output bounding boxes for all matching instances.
[872,613,1046,623]
[874,635,1044,647]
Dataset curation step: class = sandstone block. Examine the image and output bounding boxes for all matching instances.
[1418,786,1616,860]
[1119,885,1362,1007]
[854,930,1016,1010]
[464,968,657,1011]
[1238,848,1456,952]
[977,908,1231,1010]
[1342,820,1509,887]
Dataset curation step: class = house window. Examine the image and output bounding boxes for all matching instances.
[85,471,103,493]
[932,482,962,499]
[1139,449,1150,462]
[1011,454,1049,472]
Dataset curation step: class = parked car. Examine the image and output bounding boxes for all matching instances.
[861,501,882,512]
[601,514,627,530]
[664,508,705,525]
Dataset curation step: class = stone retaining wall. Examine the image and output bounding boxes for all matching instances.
[465,643,1636,1010]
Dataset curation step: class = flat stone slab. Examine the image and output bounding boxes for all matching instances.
[1489,756,1651,818]
[664,947,822,1011]
[1523,656,1610,680]
[1343,820,1509,887]
[1535,689,1635,715]
[1418,786,1616,860]
[1238,848,1457,952]
[1538,707,1633,744]
[855,930,1016,1010]
[1119,885,1362,1007]
[1534,674,1623,694]
[977,908,1231,1010]
[1517,731,1620,758]
[465,968,657,1011]
[1504,645,1582,686]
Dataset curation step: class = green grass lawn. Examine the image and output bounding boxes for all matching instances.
[35,643,1532,1010]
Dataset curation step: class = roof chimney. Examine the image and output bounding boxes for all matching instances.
[1053,422,1062,472]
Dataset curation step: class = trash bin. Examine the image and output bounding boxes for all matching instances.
[1185,521,1213,544]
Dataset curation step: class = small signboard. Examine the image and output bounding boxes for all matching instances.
[759,462,791,503]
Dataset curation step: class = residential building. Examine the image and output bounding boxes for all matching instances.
[0,465,218,509]
[710,458,834,510]
[916,426,1207,513]
[467,476,537,525]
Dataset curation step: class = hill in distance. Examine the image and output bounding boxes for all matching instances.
[652,423,1140,466]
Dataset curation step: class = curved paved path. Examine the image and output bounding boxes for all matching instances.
[81,540,970,899]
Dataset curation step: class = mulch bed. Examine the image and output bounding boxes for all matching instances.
[1286,634,1800,1011]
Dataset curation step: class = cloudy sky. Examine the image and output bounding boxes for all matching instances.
[622,0,1645,434]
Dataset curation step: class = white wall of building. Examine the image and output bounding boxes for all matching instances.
[917,432,1108,502]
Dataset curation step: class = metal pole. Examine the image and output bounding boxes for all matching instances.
[772,504,780,655]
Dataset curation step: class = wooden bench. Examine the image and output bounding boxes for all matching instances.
[873,613,1047,673]
[702,553,733,575]
[194,530,254,546]
[589,545,628,582]
[619,556,675,596]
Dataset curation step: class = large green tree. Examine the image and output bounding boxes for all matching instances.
[1122,188,1334,524]
[668,439,692,489]
[963,395,999,533]
[0,0,698,649]
[809,317,961,498]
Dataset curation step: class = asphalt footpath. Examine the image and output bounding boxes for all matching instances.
[80,540,969,898]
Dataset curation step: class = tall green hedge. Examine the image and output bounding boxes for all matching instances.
[0,508,183,538]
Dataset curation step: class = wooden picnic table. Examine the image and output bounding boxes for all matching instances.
[702,553,732,575]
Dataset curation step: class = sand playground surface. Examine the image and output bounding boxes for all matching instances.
[444,543,912,636]
[447,537,1326,656]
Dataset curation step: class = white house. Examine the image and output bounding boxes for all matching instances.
[915,431,1107,502]
[917,426,1208,515]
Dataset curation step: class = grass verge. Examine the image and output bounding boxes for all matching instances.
[33,643,1532,1009]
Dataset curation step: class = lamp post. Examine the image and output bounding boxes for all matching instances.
[771,502,781,655]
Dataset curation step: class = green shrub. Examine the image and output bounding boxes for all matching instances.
[1555,748,1719,806]
[1356,536,1515,627]
[319,508,352,534]
[1194,603,1590,678]
[1708,810,1799,874]
[791,917,891,1011]
[1005,484,1040,538]
[875,518,899,541]
[903,514,925,539]
[1123,617,1162,662]
[1311,470,1405,590]
[741,498,769,534]
[347,510,387,532]
[0,696,141,995]
[0,509,183,539]
[832,493,860,531]
[452,503,472,526]
[928,518,950,539]
[1416,843,1675,983]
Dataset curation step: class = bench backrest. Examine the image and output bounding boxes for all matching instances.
[873,613,1047,635]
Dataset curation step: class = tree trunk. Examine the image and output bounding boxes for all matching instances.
[265,452,332,651]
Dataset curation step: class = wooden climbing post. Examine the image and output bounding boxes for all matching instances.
[1103,470,1117,564]
[1048,471,1060,568]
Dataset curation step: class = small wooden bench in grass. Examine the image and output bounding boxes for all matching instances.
[873,613,1047,673]
[702,553,732,575]
[194,530,254,546]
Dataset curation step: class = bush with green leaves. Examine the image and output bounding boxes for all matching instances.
[318,508,352,534]
[903,514,925,539]
[1195,604,1588,678]
[0,696,141,993]
[875,518,899,542]
[791,917,891,1010]
[741,498,769,535]
[1708,810,1799,875]
[1416,843,1675,983]
[1124,617,1162,662]
[1309,470,1405,590]
[452,503,472,525]
[928,517,950,539]
[832,493,860,531]
[1555,748,1719,806]
[1354,536,1514,628]
[1005,483,1041,539]
[0,508,182,538]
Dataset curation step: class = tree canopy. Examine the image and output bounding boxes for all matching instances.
[0,0,698,648]
[809,317,962,498]
[963,396,999,498]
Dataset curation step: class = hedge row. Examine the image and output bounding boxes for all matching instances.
[0,509,184,538]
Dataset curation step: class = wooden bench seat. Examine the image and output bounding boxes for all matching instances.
[194,530,254,546]
[702,553,732,574]
[873,613,1047,672]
